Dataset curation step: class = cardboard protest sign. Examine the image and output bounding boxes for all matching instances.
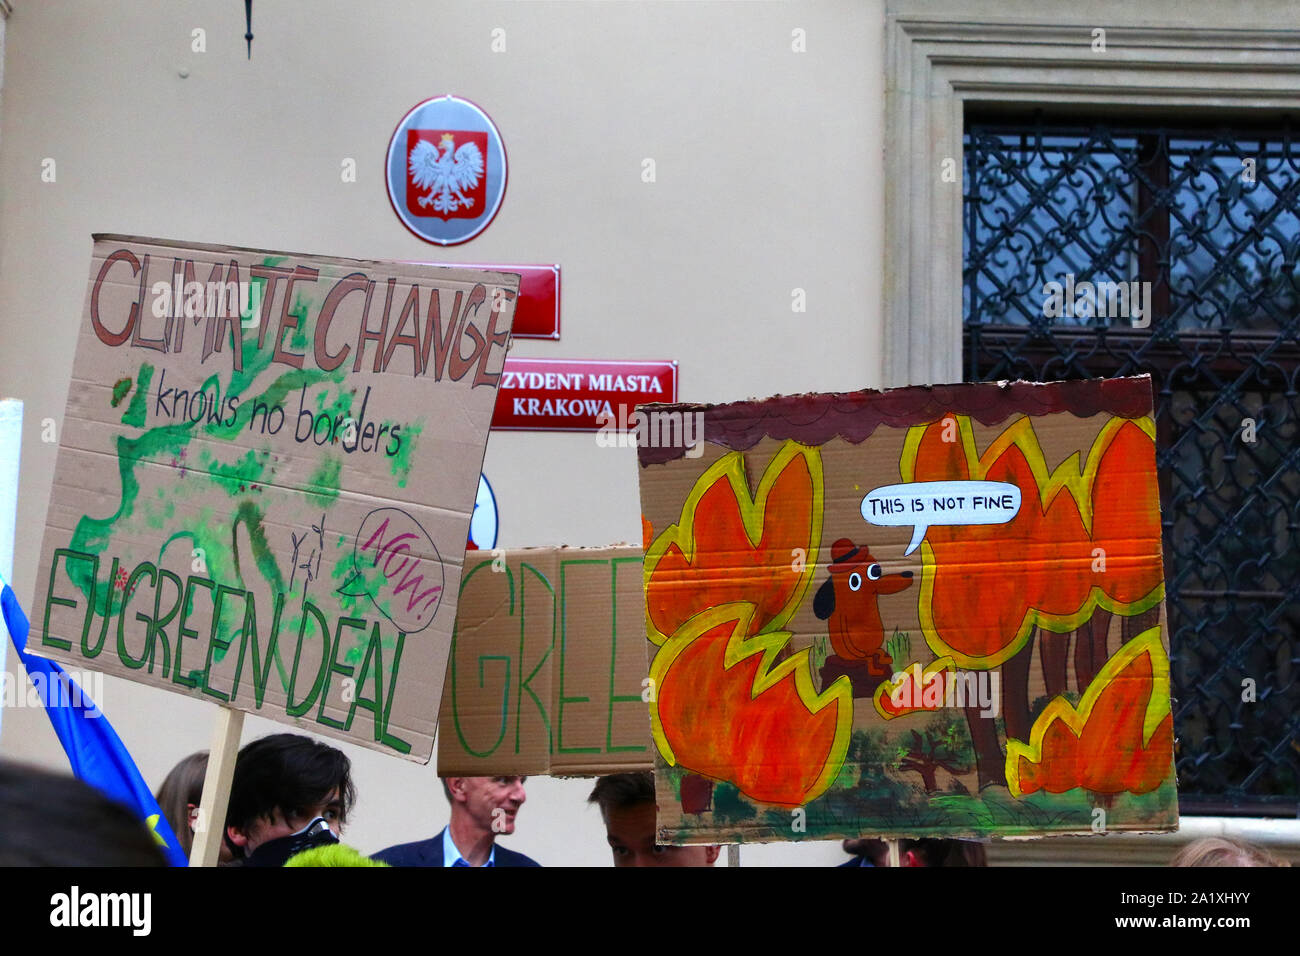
[636,377,1177,841]
[31,235,518,763]
[438,546,652,776]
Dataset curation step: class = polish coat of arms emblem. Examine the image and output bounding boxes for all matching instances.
[386,96,507,246]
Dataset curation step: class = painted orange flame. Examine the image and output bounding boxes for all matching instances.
[643,443,822,645]
[644,442,852,805]
[872,657,958,720]
[1006,627,1173,797]
[651,603,852,806]
[903,415,1164,669]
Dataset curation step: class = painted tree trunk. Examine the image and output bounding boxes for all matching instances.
[1039,628,1070,699]
[1002,629,1035,746]
[1074,609,1112,692]
[964,701,1006,789]
[1121,606,1162,645]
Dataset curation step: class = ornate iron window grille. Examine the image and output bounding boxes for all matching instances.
[964,113,1300,816]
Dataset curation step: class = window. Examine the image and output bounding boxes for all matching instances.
[964,113,1300,814]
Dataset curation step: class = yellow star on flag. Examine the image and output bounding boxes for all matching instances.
[145,813,169,849]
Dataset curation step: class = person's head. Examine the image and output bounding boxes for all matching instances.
[588,772,720,867]
[0,758,166,866]
[441,776,527,837]
[224,734,355,859]
[1171,836,1289,867]
[155,750,221,860]
[842,838,890,866]
[898,838,987,867]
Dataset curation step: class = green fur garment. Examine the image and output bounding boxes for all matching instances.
[284,844,390,867]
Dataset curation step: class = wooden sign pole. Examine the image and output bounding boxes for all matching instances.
[887,839,901,867]
[726,844,740,867]
[189,705,244,867]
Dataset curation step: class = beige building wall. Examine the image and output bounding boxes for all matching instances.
[8,0,1291,869]
[0,0,884,866]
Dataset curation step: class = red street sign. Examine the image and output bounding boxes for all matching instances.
[492,358,678,431]
[412,263,559,339]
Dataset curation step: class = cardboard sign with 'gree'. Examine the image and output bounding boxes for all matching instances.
[437,547,652,776]
[31,235,518,763]
[637,377,1177,842]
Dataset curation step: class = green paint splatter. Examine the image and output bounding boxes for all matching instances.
[310,386,355,435]
[66,258,323,686]
[196,447,272,496]
[68,421,196,595]
[389,419,422,489]
[230,500,288,597]
[61,256,430,699]
[307,457,341,501]
[110,377,132,407]
[328,544,400,667]
[120,363,153,427]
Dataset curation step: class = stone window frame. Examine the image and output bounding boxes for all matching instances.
[883,7,1300,386]
[883,6,1300,858]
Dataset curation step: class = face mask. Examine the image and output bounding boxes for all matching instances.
[243,815,340,867]
[292,817,334,839]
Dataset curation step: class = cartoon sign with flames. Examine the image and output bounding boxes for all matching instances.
[636,377,1177,842]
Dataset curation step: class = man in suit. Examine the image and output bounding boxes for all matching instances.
[372,776,541,867]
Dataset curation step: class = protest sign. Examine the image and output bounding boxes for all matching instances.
[30,235,518,763]
[636,377,1176,841]
[437,546,651,776]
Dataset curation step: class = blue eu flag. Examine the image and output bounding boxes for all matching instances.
[1,580,188,866]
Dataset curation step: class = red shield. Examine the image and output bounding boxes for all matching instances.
[405,129,489,220]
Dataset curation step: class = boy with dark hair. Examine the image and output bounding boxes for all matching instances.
[588,772,719,867]
[224,733,355,867]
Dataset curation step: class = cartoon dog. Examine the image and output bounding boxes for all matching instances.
[812,538,913,676]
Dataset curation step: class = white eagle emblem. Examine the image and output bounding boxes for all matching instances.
[408,133,485,215]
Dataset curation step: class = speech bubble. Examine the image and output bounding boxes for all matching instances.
[338,507,444,633]
[861,480,1022,556]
